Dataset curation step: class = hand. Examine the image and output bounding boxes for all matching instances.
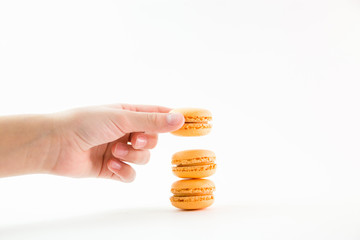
[50,104,184,182]
[0,104,184,182]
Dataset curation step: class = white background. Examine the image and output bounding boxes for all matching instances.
[1,0,360,239]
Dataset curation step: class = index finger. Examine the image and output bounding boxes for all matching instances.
[107,104,172,113]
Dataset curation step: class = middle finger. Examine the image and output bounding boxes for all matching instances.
[112,142,150,165]
[130,132,158,149]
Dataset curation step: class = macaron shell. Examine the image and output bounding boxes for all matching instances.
[172,163,216,178]
[172,149,216,164]
[170,195,214,210]
[171,178,215,190]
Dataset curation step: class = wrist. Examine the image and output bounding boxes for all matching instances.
[35,114,61,175]
[0,114,59,177]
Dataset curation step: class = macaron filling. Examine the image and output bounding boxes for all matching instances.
[171,195,214,202]
[183,116,212,127]
[172,157,216,176]
[184,116,212,123]
[172,164,216,172]
[181,123,212,130]
[171,187,215,203]
[171,187,215,196]
[172,156,216,166]
[182,115,212,131]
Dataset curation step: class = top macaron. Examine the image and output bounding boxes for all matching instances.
[170,108,212,137]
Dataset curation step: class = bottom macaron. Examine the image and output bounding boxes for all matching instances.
[170,179,215,210]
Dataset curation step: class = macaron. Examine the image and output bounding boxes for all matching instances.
[172,149,216,178]
[170,108,212,136]
[170,179,215,210]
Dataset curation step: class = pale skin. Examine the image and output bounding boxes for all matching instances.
[0,104,185,182]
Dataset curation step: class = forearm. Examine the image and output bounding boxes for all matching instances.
[0,114,57,177]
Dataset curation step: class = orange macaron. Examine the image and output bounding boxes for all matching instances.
[172,149,216,178]
[170,108,212,137]
[170,179,215,210]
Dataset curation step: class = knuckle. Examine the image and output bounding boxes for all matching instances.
[146,113,160,128]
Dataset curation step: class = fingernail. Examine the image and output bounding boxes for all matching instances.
[135,135,147,148]
[167,113,184,126]
[115,143,129,157]
[109,160,122,171]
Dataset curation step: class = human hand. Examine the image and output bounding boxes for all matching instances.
[45,104,184,182]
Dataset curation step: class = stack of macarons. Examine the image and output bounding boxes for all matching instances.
[170,108,216,210]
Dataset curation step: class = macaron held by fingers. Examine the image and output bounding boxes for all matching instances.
[170,179,215,210]
[172,149,216,178]
[170,108,212,136]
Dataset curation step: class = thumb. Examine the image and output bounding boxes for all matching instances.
[114,110,185,134]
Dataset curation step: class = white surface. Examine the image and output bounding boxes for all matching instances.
[1,203,360,240]
[1,0,360,239]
